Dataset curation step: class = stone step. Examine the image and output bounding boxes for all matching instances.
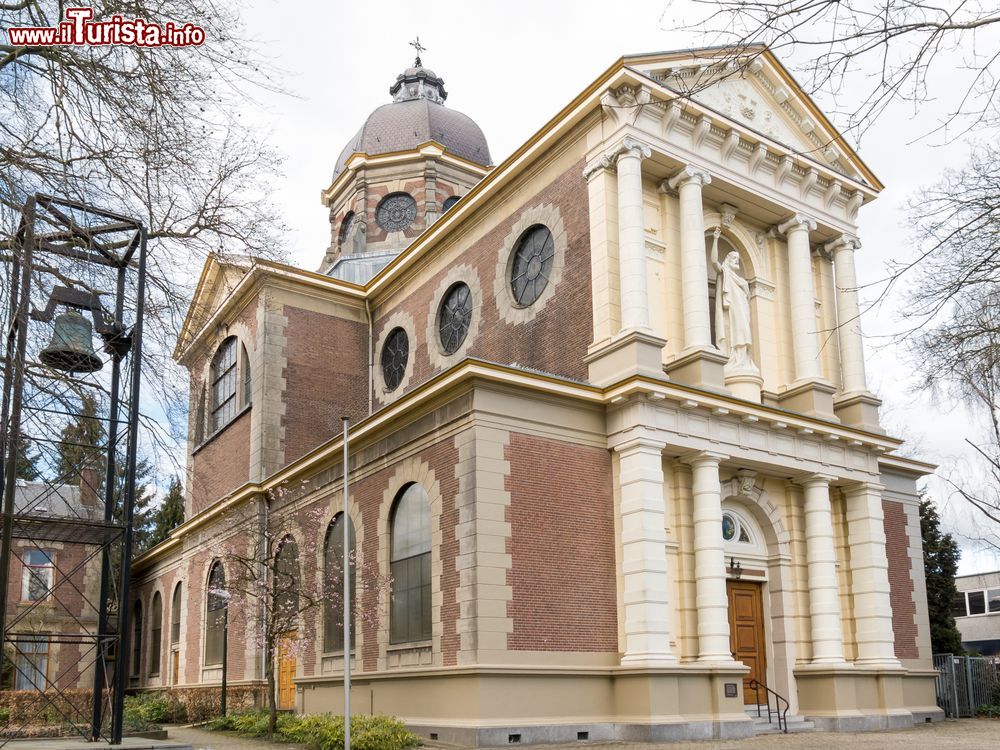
[745,710,815,735]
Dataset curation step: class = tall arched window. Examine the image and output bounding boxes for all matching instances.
[273,537,300,631]
[209,337,252,434]
[323,514,356,652]
[171,583,182,645]
[131,600,142,677]
[205,562,226,666]
[150,592,162,675]
[389,484,431,644]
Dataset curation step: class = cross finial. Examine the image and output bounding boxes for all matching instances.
[410,36,426,66]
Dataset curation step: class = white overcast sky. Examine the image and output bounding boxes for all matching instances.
[231,0,998,573]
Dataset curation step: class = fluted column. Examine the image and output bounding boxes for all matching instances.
[777,214,821,382]
[684,451,732,662]
[612,137,653,333]
[826,234,868,394]
[616,437,676,663]
[844,482,900,666]
[668,166,713,349]
[798,475,845,663]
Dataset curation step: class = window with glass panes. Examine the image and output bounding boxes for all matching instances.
[952,587,1000,617]
[205,562,226,666]
[15,637,48,690]
[171,583,182,644]
[324,514,356,652]
[131,601,142,676]
[21,549,53,601]
[150,592,162,674]
[389,484,432,644]
[210,337,238,432]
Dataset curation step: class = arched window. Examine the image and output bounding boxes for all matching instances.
[389,484,431,644]
[171,583,182,645]
[323,514,356,652]
[150,592,162,675]
[131,600,142,677]
[205,562,227,667]
[273,537,300,630]
[208,336,252,435]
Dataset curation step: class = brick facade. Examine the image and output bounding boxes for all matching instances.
[883,498,919,659]
[505,433,617,652]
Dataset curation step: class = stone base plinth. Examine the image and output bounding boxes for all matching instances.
[834,391,884,433]
[664,346,728,392]
[777,378,838,420]
[586,329,668,387]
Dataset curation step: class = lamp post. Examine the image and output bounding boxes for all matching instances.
[342,417,351,750]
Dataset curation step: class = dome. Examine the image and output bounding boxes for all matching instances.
[333,60,491,178]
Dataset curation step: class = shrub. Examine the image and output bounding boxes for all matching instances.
[123,692,188,725]
[210,710,420,750]
[0,707,9,724]
[976,704,1000,718]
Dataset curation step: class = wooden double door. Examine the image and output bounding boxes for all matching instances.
[727,580,767,704]
[277,631,297,710]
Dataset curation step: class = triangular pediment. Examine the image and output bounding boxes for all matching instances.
[175,254,253,360]
[625,48,877,188]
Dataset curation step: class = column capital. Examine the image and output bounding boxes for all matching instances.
[614,435,667,455]
[841,480,885,498]
[776,213,817,235]
[667,164,712,191]
[583,137,652,179]
[824,233,860,255]
[794,472,836,489]
[679,450,728,468]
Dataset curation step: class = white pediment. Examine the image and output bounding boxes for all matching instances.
[628,52,867,184]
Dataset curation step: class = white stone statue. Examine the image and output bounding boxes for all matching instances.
[710,228,757,372]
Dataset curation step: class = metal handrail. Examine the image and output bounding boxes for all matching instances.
[748,678,790,734]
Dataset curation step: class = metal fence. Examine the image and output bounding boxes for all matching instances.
[934,653,1000,717]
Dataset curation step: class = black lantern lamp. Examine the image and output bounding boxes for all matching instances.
[730,557,743,580]
[31,286,132,373]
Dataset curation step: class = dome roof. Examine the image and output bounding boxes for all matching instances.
[333,61,491,178]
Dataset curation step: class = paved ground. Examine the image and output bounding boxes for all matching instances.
[168,720,1000,750]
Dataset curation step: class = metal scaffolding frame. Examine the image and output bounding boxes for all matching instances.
[0,195,147,744]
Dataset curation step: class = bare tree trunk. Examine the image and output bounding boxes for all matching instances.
[265,638,277,739]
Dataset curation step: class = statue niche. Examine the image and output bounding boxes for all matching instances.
[709,228,759,376]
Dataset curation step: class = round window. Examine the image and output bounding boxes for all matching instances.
[438,282,472,355]
[380,327,409,391]
[722,513,737,541]
[510,225,555,307]
[375,193,417,232]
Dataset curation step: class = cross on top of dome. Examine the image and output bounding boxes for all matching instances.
[390,39,447,104]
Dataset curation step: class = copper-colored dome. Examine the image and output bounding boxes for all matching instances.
[333,62,491,178]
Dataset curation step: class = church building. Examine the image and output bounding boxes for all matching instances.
[130,46,943,743]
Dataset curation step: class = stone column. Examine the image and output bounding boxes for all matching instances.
[778,214,821,382]
[799,475,845,663]
[843,482,900,666]
[826,234,867,394]
[684,452,732,662]
[613,137,653,333]
[667,166,713,349]
[616,437,676,663]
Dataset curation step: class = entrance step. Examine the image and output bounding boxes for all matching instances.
[745,707,815,735]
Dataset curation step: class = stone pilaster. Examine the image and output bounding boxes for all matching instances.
[662,167,727,391]
[843,482,900,667]
[775,215,836,418]
[616,437,676,664]
[826,234,882,430]
[798,475,846,664]
[683,451,732,662]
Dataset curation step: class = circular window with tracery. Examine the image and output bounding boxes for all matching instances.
[380,327,409,391]
[722,511,752,544]
[438,283,472,355]
[376,193,417,232]
[509,224,555,307]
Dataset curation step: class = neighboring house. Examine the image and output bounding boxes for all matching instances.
[130,46,943,744]
[953,571,1000,657]
[3,473,102,692]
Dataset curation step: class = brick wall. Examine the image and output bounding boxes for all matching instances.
[281,307,368,465]
[505,433,617,652]
[189,410,251,515]
[883,498,919,659]
[373,159,592,395]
